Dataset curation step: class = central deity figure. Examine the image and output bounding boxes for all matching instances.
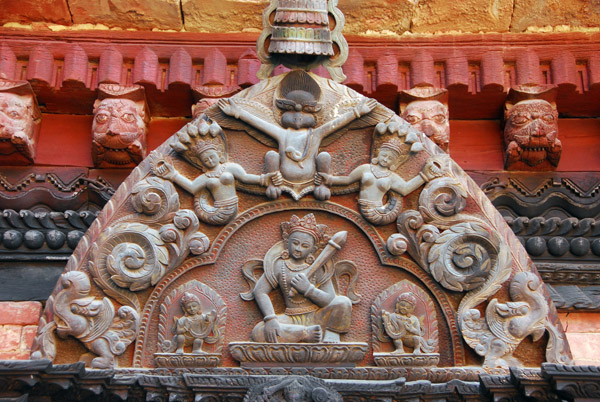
[242,214,356,343]
[219,70,376,200]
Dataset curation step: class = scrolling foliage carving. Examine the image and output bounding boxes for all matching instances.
[390,148,572,368]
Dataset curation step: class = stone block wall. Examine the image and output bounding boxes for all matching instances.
[1,0,598,34]
[0,302,41,360]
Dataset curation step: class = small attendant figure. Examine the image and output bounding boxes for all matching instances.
[174,292,217,354]
[382,292,434,354]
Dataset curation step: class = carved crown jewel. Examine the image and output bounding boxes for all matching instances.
[194,141,219,156]
[281,213,328,246]
[396,292,417,307]
[181,292,200,305]
[380,140,403,155]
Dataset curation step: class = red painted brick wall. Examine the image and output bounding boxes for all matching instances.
[0,302,41,360]
[559,313,600,365]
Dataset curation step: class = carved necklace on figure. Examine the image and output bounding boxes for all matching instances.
[370,164,391,179]
[204,164,226,178]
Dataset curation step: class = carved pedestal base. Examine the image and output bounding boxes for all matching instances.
[154,353,220,368]
[229,342,368,367]
[373,352,440,367]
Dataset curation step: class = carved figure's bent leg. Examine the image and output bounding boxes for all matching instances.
[314,152,331,200]
[194,192,238,225]
[313,295,352,336]
[265,150,282,199]
[358,196,403,225]
[87,338,116,369]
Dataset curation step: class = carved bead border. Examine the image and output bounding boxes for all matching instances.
[133,200,465,368]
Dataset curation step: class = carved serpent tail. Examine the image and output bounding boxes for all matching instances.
[194,188,239,225]
[358,193,403,225]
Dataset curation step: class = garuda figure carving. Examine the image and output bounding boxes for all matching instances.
[241,214,360,344]
[503,85,562,170]
[218,70,376,200]
[0,80,41,164]
[92,84,148,168]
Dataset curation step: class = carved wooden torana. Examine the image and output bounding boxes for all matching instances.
[30,0,572,393]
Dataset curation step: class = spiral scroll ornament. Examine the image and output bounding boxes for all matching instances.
[131,176,179,219]
[427,222,501,292]
[102,224,168,291]
[89,177,210,309]
[419,177,467,225]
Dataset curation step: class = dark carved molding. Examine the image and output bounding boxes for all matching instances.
[0,168,122,211]
[1,361,599,401]
[0,209,98,255]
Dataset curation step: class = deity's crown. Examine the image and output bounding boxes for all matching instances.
[397,292,417,307]
[380,139,403,155]
[194,141,218,156]
[181,292,200,305]
[281,213,328,246]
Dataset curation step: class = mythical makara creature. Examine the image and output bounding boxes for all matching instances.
[39,271,139,369]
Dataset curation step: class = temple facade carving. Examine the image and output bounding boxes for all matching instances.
[503,85,562,170]
[0,80,41,164]
[92,84,149,168]
[19,1,577,396]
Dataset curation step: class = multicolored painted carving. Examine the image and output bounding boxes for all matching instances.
[0,80,41,164]
[92,84,149,168]
[503,85,562,170]
[30,0,571,377]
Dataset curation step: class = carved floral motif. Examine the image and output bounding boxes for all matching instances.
[89,176,209,311]
[0,80,41,164]
[92,84,149,168]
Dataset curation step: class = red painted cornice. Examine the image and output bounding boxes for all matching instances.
[0,29,598,118]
